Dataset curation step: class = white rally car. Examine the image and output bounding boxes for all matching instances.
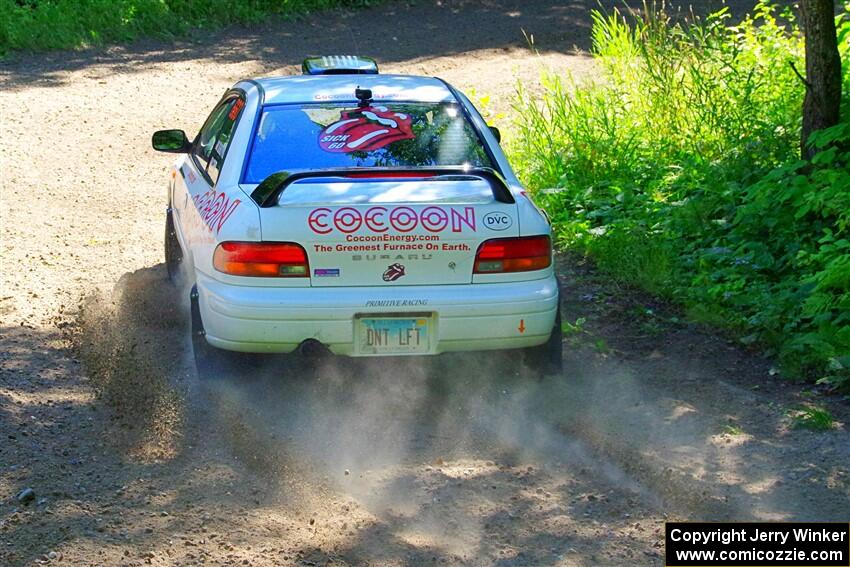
[152,56,562,377]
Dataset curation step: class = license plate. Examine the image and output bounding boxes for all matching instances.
[357,317,430,355]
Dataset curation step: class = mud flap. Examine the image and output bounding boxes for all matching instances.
[164,208,184,283]
[189,284,210,377]
[190,284,203,345]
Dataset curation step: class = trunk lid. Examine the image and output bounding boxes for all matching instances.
[255,177,519,286]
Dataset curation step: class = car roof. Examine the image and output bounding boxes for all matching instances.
[244,74,457,105]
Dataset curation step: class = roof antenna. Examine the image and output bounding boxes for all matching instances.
[355,86,372,107]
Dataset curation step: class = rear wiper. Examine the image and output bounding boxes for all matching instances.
[250,167,515,207]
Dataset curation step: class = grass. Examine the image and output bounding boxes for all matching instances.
[510,1,850,390]
[788,405,837,431]
[561,317,587,337]
[0,0,378,54]
[722,424,745,436]
[593,338,610,354]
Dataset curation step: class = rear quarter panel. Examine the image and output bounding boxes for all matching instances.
[171,82,264,280]
[172,158,261,281]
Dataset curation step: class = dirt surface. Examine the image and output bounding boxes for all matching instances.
[1,1,848,565]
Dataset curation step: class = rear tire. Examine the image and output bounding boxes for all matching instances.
[523,308,563,380]
[165,209,184,284]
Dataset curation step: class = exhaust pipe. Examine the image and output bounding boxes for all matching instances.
[296,339,329,357]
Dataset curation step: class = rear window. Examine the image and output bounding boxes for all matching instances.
[242,102,493,184]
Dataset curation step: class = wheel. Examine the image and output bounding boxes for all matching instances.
[523,308,563,379]
[164,209,184,283]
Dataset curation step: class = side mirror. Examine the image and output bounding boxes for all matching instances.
[152,129,191,153]
[488,125,501,144]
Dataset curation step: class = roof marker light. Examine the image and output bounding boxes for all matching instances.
[302,56,379,75]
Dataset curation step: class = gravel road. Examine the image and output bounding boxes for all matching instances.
[1,1,848,565]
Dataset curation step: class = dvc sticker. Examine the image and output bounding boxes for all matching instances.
[483,211,513,231]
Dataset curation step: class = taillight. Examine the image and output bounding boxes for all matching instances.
[344,172,436,179]
[213,242,309,277]
[474,236,552,274]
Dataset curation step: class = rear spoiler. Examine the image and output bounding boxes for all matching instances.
[249,167,515,208]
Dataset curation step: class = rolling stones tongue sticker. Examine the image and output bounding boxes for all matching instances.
[382,263,406,282]
[319,106,414,153]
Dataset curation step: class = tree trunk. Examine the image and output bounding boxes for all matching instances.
[800,0,842,159]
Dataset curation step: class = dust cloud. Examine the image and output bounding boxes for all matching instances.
[70,263,669,563]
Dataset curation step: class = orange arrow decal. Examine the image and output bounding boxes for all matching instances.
[518,319,526,334]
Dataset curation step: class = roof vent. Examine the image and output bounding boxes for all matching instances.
[302,55,379,75]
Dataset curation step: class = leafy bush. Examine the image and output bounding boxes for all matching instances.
[511,1,850,389]
[788,405,837,431]
[713,123,850,381]
[0,0,376,54]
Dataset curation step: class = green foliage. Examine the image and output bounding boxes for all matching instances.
[722,424,745,436]
[710,124,850,381]
[788,405,837,431]
[511,1,850,388]
[0,0,376,54]
[593,338,610,354]
[561,316,587,336]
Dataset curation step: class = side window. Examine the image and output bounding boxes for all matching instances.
[192,96,245,185]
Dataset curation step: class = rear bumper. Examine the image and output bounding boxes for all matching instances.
[195,273,559,355]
